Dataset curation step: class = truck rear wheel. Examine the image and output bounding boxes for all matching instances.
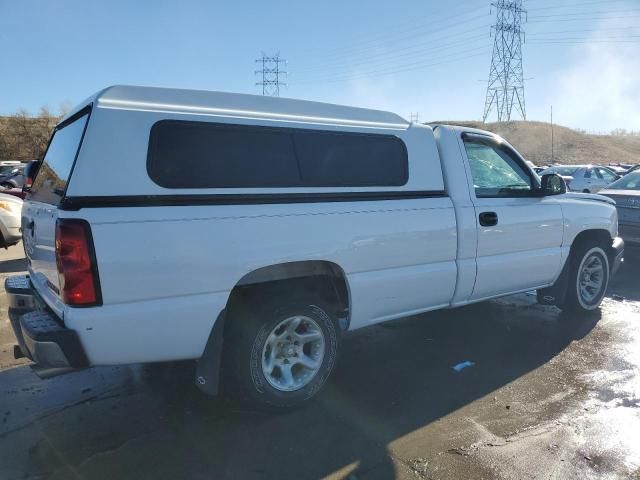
[560,241,610,313]
[224,291,339,409]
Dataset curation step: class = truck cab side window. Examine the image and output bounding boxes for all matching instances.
[462,138,533,198]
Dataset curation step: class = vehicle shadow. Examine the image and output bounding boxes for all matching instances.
[607,251,640,301]
[8,296,601,480]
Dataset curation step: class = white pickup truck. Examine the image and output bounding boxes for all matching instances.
[7,86,623,409]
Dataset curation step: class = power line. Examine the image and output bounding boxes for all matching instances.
[255,53,287,97]
[529,8,640,18]
[529,39,640,44]
[483,0,527,122]
[297,2,489,58]
[285,2,639,89]
[294,30,489,76]
[529,34,640,40]
[528,14,640,23]
[528,27,640,36]
[294,50,488,86]
[528,0,634,11]
[294,14,491,74]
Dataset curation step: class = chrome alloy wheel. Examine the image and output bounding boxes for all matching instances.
[577,250,606,306]
[261,315,325,392]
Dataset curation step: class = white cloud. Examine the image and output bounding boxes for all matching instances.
[551,37,640,132]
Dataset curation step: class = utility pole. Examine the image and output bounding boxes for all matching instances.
[410,112,420,123]
[255,52,287,97]
[550,105,554,163]
[482,0,527,122]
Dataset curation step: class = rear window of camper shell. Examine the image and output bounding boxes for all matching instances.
[29,110,90,205]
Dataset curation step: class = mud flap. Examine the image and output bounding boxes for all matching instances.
[195,310,226,395]
[537,258,570,306]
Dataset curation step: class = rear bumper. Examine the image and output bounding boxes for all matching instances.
[610,236,624,277]
[6,275,88,371]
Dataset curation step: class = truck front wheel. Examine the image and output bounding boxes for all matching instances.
[224,292,339,409]
[560,242,610,313]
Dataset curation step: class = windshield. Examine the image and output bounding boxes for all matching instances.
[606,171,640,191]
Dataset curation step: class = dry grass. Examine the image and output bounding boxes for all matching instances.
[435,120,640,166]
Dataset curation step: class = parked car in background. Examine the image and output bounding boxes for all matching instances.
[0,188,27,200]
[625,164,640,175]
[0,193,23,248]
[0,164,25,189]
[524,160,545,175]
[600,171,640,249]
[607,165,628,176]
[541,165,620,193]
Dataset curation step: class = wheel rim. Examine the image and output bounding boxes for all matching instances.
[577,251,606,305]
[261,315,325,392]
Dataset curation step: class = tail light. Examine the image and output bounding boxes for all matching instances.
[55,219,102,306]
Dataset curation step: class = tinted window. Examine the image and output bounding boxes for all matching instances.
[147,121,408,189]
[294,130,407,187]
[29,113,89,205]
[463,138,533,197]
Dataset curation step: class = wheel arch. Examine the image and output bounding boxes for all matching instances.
[570,228,614,264]
[228,260,351,329]
[195,260,351,396]
[539,228,614,307]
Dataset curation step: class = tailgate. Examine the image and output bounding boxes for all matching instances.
[22,110,90,312]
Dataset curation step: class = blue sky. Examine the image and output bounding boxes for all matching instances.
[1,0,639,131]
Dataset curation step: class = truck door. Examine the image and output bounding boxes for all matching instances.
[459,133,564,301]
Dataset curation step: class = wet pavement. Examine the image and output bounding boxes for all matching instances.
[1,244,639,479]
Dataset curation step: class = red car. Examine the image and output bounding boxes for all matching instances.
[0,187,26,200]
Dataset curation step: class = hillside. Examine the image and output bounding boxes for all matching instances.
[435,120,640,166]
[0,112,59,161]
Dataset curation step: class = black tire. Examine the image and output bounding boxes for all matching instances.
[224,289,339,409]
[582,189,590,193]
[560,241,610,313]
[0,182,14,189]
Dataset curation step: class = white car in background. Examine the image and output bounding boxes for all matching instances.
[541,165,620,193]
[0,193,23,248]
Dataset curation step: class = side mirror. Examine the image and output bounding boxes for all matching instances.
[540,173,566,196]
[22,161,40,192]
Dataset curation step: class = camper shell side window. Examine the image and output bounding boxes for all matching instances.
[147,120,409,189]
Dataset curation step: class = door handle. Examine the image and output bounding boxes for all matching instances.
[479,211,498,227]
